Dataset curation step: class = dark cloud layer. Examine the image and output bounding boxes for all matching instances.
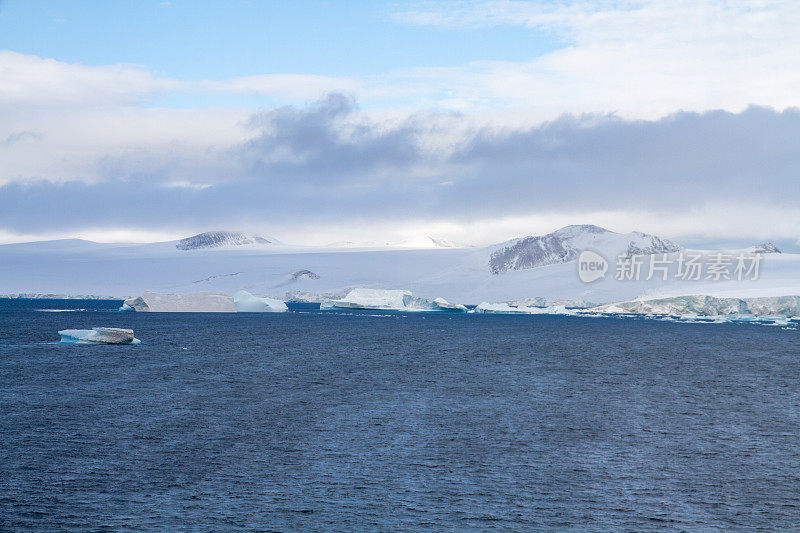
[1,95,799,233]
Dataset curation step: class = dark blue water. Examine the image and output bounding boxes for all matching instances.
[1,299,799,531]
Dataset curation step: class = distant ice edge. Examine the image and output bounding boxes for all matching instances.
[116,288,799,327]
[471,294,800,327]
[590,294,800,318]
[320,288,467,312]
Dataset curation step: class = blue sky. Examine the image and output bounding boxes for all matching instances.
[0,1,560,80]
[1,0,799,245]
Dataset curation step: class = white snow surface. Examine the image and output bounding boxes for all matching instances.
[233,290,288,313]
[59,327,140,344]
[124,291,236,312]
[2,225,799,307]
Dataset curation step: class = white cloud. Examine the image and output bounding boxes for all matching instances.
[391,0,800,117]
[200,74,360,99]
[5,1,800,118]
[0,51,361,108]
[0,51,178,106]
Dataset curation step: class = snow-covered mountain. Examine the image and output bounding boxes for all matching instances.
[488,224,681,274]
[175,231,277,250]
[0,225,797,306]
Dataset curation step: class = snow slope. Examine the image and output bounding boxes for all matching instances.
[1,226,798,306]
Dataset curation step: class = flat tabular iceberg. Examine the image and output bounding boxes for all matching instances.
[59,327,140,344]
[592,294,800,317]
[472,302,576,315]
[320,288,466,312]
[233,290,288,312]
[123,290,236,312]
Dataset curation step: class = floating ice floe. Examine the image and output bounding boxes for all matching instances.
[320,288,467,312]
[122,290,236,312]
[59,327,141,344]
[233,290,288,312]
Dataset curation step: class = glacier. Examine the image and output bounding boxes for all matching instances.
[233,290,288,313]
[320,288,467,312]
[123,291,236,312]
[3,225,800,311]
[59,327,140,344]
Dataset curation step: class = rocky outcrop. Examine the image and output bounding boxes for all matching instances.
[488,225,681,274]
[176,231,272,250]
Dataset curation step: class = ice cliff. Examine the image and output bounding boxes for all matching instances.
[592,295,800,317]
[472,302,577,315]
[320,288,467,312]
[123,291,236,312]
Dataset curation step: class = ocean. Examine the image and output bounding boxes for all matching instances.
[1,299,798,531]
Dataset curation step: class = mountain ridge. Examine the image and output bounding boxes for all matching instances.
[488,224,682,274]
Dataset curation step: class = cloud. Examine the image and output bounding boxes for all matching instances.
[201,74,360,100]
[0,95,799,243]
[389,0,800,117]
[5,0,800,118]
[0,51,359,108]
[1,130,41,145]
[0,51,178,107]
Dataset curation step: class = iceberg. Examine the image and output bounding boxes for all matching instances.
[472,302,576,315]
[284,289,349,303]
[319,288,467,312]
[122,290,236,312]
[321,288,409,310]
[59,327,140,344]
[431,297,468,311]
[233,290,288,312]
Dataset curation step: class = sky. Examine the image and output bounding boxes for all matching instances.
[1,0,799,246]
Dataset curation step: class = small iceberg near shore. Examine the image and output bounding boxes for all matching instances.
[59,327,141,344]
[320,288,467,312]
[233,290,288,312]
